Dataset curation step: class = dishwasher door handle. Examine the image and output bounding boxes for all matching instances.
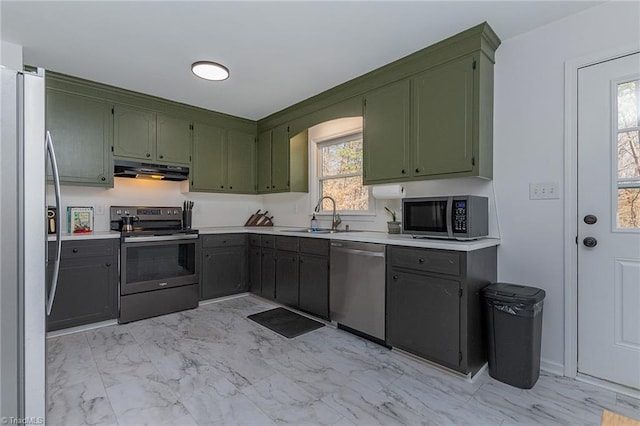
[332,247,385,258]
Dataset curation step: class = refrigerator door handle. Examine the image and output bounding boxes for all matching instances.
[46,130,61,316]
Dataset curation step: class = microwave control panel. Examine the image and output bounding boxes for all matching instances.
[453,201,467,232]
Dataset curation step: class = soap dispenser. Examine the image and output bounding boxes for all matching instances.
[311,213,318,231]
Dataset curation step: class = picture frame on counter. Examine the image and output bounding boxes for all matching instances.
[67,206,94,233]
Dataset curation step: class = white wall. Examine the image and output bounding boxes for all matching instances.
[1,40,23,70]
[493,1,640,372]
[48,179,262,232]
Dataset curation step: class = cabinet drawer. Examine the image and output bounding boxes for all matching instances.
[50,240,116,261]
[276,236,298,252]
[299,238,329,256]
[261,235,275,248]
[201,234,247,248]
[249,234,261,247]
[391,247,460,276]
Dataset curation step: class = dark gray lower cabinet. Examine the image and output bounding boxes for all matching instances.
[275,250,299,306]
[200,234,248,300]
[249,234,328,319]
[260,248,276,299]
[298,254,329,319]
[249,234,276,300]
[47,239,118,331]
[386,245,496,376]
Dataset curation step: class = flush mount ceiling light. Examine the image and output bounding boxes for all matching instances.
[191,61,229,81]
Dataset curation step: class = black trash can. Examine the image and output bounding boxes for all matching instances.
[482,282,546,389]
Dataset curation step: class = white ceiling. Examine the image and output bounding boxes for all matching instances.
[1,1,602,121]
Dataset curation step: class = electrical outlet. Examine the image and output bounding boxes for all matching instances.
[95,204,105,215]
[529,182,560,200]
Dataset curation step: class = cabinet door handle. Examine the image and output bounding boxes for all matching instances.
[72,248,78,253]
[159,154,164,159]
[418,258,425,263]
[100,176,106,181]
[415,168,420,173]
[401,169,406,174]
[393,275,398,281]
[106,262,112,267]
[146,153,151,158]
[220,185,224,189]
[229,186,233,190]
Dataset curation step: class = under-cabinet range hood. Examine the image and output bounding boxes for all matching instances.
[114,159,189,181]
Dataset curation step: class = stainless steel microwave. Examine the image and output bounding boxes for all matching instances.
[402,196,488,240]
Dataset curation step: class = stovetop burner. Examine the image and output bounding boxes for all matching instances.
[109,205,197,236]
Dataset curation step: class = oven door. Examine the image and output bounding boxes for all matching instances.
[120,234,199,295]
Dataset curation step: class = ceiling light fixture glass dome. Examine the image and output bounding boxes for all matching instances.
[191,61,229,81]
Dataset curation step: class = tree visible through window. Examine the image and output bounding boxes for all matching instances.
[317,133,370,212]
[617,79,640,228]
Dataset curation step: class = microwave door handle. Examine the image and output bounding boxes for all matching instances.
[46,131,62,316]
[446,196,454,239]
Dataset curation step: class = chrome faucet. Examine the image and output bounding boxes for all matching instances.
[314,196,342,231]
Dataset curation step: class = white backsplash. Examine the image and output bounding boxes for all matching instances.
[48,178,262,232]
[50,175,499,237]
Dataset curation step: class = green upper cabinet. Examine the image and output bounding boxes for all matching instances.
[257,125,308,194]
[413,55,474,177]
[257,130,272,192]
[114,105,191,166]
[46,89,113,187]
[270,125,290,192]
[156,114,192,164]
[363,80,411,184]
[191,123,256,194]
[191,121,226,192]
[227,130,257,194]
[113,105,155,161]
[260,23,499,184]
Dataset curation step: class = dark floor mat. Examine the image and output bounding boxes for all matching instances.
[247,307,324,338]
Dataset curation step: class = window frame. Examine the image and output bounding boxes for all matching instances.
[309,130,375,218]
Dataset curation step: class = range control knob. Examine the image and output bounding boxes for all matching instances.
[173,210,178,215]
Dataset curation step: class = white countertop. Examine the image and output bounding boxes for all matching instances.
[198,226,500,251]
[47,227,499,251]
[47,231,121,242]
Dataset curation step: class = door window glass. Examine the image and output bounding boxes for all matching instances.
[616,79,640,228]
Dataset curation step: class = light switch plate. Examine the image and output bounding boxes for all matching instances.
[529,182,560,200]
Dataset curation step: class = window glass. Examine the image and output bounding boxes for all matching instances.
[616,79,640,228]
[317,133,371,212]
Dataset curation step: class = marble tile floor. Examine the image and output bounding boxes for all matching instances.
[47,295,639,426]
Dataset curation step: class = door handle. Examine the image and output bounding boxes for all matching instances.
[583,237,598,248]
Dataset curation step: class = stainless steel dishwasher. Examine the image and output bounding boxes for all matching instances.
[330,240,386,341]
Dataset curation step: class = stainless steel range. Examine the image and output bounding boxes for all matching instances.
[110,206,199,323]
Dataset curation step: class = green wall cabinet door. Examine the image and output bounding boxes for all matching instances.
[257,126,308,194]
[412,55,475,177]
[363,80,411,184]
[191,121,226,191]
[270,125,290,192]
[115,107,191,166]
[227,130,256,194]
[156,114,191,165]
[257,130,272,192]
[46,89,113,187]
[113,105,156,161]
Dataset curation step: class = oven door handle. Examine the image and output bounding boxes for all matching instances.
[122,234,199,243]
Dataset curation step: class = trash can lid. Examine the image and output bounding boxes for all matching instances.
[482,282,546,304]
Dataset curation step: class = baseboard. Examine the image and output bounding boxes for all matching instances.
[199,292,251,305]
[46,319,118,338]
[540,358,564,376]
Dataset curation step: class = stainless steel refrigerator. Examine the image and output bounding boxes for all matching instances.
[1,67,61,422]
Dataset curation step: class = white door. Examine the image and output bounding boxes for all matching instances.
[578,52,640,390]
